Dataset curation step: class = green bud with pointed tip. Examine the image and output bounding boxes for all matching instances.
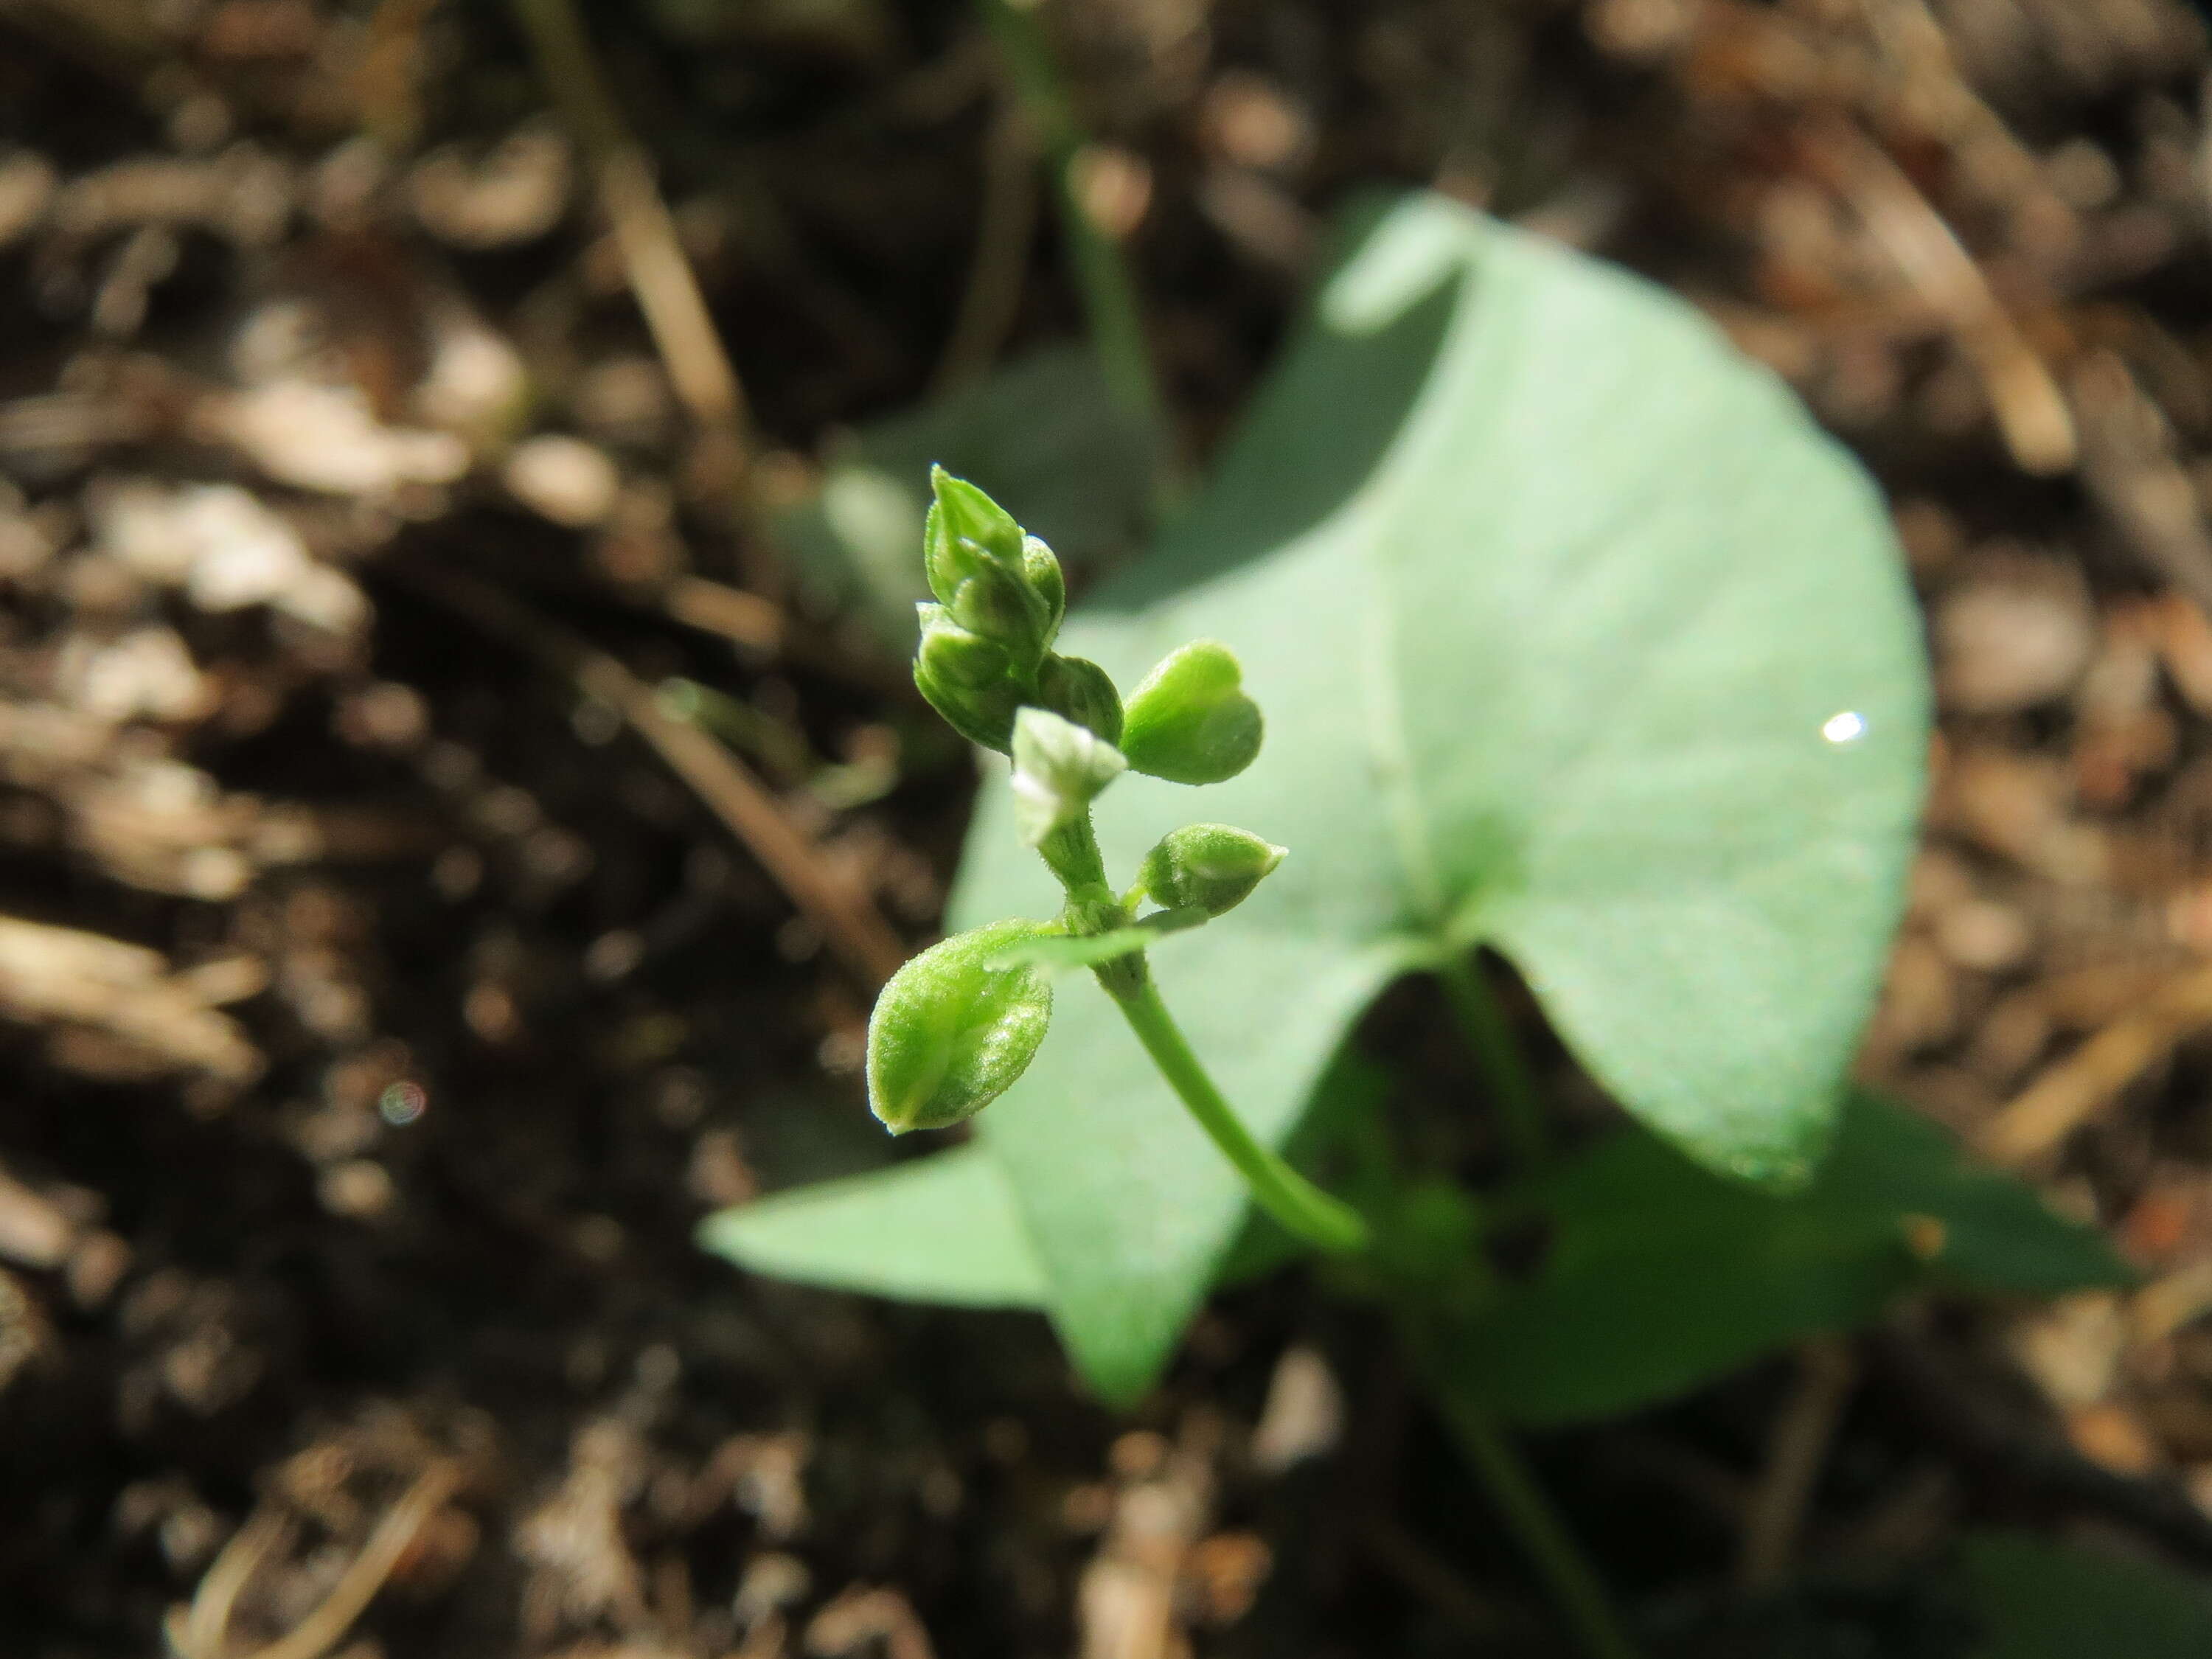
[922,470,1057,667]
[1119,640,1264,785]
[1010,706,1127,847]
[924,466,1025,603]
[913,603,1005,687]
[867,919,1054,1134]
[915,603,1023,751]
[947,563,1051,665]
[1136,823,1285,918]
[1034,653,1123,745]
[1022,534,1065,637]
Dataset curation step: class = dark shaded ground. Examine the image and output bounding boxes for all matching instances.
[7,1,2212,1655]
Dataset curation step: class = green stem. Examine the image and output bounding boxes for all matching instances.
[1038,816,1621,1654]
[975,0,1163,428]
[1436,953,1548,1166]
[1112,978,1371,1256]
[1420,1366,1644,1659]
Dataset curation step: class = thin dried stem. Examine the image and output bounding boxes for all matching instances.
[508,0,779,590]
[173,1462,458,1659]
[509,0,748,441]
[1738,1337,1857,1589]
[1801,116,2076,476]
[1980,960,2212,1166]
[931,95,1043,397]
[397,564,907,989]
[234,1463,460,1659]
[173,1509,293,1659]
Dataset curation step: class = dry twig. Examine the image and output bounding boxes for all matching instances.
[1799,117,2076,476]
[0,914,261,1084]
[1738,1337,1857,1589]
[171,1462,460,1659]
[930,95,1042,396]
[662,573,782,653]
[1979,961,2212,1166]
[508,0,782,593]
[509,0,749,445]
[2070,351,2212,620]
[395,565,905,988]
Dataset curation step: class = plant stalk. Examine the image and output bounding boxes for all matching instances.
[975,0,1162,428]
[1421,1368,1644,1659]
[1436,953,1548,1166]
[1044,819,1623,1655]
[1111,978,1371,1256]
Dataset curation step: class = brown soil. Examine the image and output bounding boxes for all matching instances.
[6,1,2212,1655]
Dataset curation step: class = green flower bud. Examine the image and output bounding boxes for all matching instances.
[915,604,1023,751]
[914,603,1005,687]
[1034,653,1123,745]
[924,466,1026,605]
[1022,534,1066,637]
[1119,640,1264,785]
[1009,706,1127,847]
[1136,823,1285,917]
[945,559,1052,663]
[868,919,1054,1133]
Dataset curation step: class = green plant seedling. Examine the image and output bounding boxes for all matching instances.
[872,467,1366,1257]
[704,192,2135,1659]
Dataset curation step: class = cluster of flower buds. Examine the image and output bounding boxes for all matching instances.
[913,466,1119,753]
[867,470,1290,1135]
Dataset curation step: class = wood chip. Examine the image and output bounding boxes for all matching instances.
[0,915,261,1084]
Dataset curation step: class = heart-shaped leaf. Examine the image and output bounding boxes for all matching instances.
[946,192,1930,1399]
[700,1091,2120,1430]
[1449,1093,2129,1426]
[698,1146,1046,1307]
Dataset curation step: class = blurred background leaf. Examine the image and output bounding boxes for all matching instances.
[1451,1093,2130,1426]
[1961,1533,2212,1658]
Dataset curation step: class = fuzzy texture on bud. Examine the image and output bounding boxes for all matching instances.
[1034,653,1124,745]
[867,919,1054,1133]
[1137,823,1286,917]
[1010,706,1128,847]
[1118,640,1264,785]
